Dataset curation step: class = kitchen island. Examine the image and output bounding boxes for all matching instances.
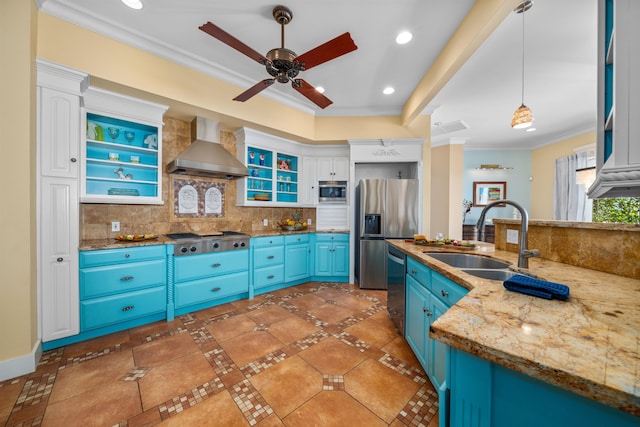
[387,239,639,424]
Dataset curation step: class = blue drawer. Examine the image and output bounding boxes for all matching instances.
[253,246,285,268]
[174,271,249,309]
[252,236,285,248]
[285,233,310,245]
[315,233,348,243]
[80,245,165,268]
[80,286,166,331]
[254,265,285,289]
[80,259,166,299]
[174,250,249,282]
[432,271,468,307]
[407,257,431,289]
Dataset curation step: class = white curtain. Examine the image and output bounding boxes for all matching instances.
[554,152,592,221]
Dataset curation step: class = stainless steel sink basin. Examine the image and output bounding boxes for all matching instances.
[461,268,519,281]
[425,252,511,269]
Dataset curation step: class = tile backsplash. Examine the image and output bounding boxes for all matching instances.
[80,117,316,240]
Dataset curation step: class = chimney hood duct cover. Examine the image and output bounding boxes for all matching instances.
[166,117,248,179]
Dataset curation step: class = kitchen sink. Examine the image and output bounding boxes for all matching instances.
[425,252,511,269]
[461,268,519,281]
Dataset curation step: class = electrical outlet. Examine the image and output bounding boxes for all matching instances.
[111,221,120,232]
[263,218,268,226]
[307,218,312,225]
[506,229,519,244]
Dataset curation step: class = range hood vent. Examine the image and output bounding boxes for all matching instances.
[166,117,248,179]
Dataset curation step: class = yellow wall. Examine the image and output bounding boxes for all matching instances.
[0,0,38,362]
[530,131,596,219]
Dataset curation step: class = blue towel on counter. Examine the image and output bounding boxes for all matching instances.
[503,274,570,300]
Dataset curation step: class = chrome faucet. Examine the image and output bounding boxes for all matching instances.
[476,199,540,269]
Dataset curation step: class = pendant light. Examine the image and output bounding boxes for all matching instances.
[511,1,534,129]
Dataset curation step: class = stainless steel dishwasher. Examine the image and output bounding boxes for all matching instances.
[386,243,406,336]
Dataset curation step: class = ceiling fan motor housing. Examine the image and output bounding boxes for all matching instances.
[266,48,301,82]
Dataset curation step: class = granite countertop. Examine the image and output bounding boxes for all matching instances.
[79,229,349,250]
[387,239,640,417]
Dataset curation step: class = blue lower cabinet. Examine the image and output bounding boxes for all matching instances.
[449,349,639,427]
[284,234,311,283]
[79,245,167,333]
[405,255,468,404]
[81,286,166,330]
[173,249,249,315]
[314,233,349,279]
[175,271,249,308]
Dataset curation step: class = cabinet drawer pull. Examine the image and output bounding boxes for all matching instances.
[212,287,221,292]
[70,157,77,163]
[125,254,130,258]
[423,308,432,317]
[56,257,64,262]
[211,263,221,267]
[441,289,449,297]
[121,305,135,312]
[411,269,417,275]
[267,255,275,259]
[267,275,275,279]
[120,276,134,281]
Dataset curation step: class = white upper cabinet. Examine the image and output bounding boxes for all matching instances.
[589,0,640,198]
[317,156,349,181]
[81,88,168,204]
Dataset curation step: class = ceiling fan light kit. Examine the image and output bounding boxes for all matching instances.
[511,0,534,129]
[199,5,358,109]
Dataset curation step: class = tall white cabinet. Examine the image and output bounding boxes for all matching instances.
[37,59,88,342]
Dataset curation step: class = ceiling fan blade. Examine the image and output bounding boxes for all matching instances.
[292,79,333,109]
[199,22,269,65]
[294,32,357,71]
[233,79,275,102]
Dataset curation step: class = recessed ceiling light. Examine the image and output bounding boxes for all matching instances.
[121,0,143,10]
[383,87,395,95]
[526,127,537,132]
[395,31,413,45]
[315,86,325,94]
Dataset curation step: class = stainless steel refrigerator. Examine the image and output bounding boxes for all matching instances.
[355,179,419,289]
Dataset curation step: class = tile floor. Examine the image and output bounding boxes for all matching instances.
[1,282,439,426]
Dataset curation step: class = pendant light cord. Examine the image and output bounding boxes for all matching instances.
[521,9,525,105]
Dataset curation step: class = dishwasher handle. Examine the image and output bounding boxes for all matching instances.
[387,251,405,266]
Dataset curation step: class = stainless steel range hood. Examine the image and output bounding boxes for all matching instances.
[166,117,248,179]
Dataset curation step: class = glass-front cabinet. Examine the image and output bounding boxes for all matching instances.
[81,87,168,204]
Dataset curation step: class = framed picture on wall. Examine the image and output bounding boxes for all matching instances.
[473,181,506,206]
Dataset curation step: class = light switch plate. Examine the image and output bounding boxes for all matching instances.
[506,229,519,244]
[307,218,312,225]
[263,218,268,226]
[112,221,120,232]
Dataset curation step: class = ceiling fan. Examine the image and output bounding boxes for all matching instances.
[199,5,358,109]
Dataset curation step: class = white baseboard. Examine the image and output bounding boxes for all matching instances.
[0,340,42,382]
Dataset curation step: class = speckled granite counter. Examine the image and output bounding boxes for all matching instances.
[79,229,349,250]
[387,239,640,417]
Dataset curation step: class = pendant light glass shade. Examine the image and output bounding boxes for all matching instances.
[512,104,534,128]
[512,1,534,129]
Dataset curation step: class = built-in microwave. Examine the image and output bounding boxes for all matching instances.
[318,181,347,203]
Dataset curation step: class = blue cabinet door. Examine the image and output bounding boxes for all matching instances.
[429,295,448,390]
[405,274,430,370]
[285,243,311,282]
[314,241,332,275]
[332,241,349,276]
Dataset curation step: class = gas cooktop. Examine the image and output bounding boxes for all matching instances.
[167,231,250,256]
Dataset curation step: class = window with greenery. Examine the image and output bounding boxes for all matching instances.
[592,197,640,223]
